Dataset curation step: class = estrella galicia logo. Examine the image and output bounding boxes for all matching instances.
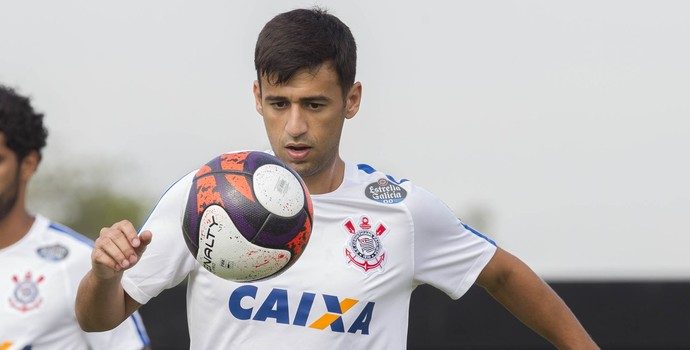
[229,286,375,335]
[365,178,407,204]
[36,244,69,261]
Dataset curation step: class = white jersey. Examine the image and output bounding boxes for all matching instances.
[122,159,496,349]
[0,215,149,350]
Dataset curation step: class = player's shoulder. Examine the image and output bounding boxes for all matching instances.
[151,150,266,212]
[44,221,93,248]
[352,162,446,207]
[352,162,424,203]
[32,215,93,263]
[354,163,411,187]
[169,149,265,189]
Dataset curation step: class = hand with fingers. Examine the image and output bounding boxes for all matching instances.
[91,220,153,280]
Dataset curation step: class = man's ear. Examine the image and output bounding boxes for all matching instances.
[345,82,362,120]
[20,151,39,182]
[253,80,263,116]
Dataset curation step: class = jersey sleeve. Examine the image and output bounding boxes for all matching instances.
[83,312,150,350]
[407,185,497,299]
[62,233,150,349]
[122,171,198,304]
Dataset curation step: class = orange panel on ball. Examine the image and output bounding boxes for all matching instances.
[220,151,249,172]
[195,175,224,215]
[225,174,255,202]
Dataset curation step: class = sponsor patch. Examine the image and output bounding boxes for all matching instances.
[8,271,44,313]
[343,216,388,274]
[228,286,375,334]
[36,244,69,261]
[365,178,407,204]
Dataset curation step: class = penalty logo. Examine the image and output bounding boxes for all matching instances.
[343,216,388,273]
[8,271,44,313]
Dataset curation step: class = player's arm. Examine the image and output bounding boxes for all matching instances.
[76,220,152,332]
[476,247,599,350]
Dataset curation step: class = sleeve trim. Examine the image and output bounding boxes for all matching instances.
[121,275,153,305]
[449,244,497,300]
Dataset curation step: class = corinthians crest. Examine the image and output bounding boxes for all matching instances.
[343,216,388,273]
[8,271,44,312]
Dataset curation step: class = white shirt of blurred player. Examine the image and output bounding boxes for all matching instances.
[0,215,149,350]
[122,159,496,349]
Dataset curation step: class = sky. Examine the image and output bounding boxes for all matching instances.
[1,1,688,280]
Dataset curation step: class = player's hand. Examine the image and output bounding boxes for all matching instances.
[91,220,153,280]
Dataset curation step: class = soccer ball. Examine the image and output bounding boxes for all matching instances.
[182,151,313,282]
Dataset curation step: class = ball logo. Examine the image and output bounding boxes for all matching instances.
[8,271,44,313]
[343,216,388,273]
[198,204,291,281]
[365,178,407,204]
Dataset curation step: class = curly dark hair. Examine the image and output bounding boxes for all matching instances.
[0,84,48,160]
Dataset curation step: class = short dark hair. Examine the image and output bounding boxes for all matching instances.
[254,8,357,96]
[0,84,48,160]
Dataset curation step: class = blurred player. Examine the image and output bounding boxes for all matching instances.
[0,84,150,350]
[76,8,598,349]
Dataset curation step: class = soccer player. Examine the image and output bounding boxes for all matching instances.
[76,8,598,349]
[0,84,150,350]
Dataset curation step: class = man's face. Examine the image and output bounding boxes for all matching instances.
[254,64,360,184]
[0,134,21,221]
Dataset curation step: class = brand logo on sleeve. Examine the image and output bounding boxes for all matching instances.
[8,271,44,313]
[365,178,407,204]
[343,216,387,273]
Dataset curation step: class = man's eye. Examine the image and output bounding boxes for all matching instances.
[271,101,288,108]
[307,103,322,110]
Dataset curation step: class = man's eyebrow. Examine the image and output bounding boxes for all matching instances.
[263,95,287,102]
[299,95,332,103]
[263,95,332,103]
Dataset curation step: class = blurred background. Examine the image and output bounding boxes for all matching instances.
[2,1,688,348]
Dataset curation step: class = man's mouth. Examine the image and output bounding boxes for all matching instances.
[285,145,311,161]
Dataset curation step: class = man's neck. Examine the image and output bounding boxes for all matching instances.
[303,157,346,195]
[0,207,35,249]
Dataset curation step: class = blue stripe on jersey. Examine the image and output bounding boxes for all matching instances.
[462,223,496,246]
[357,163,376,174]
[356,163,409,184]
[48,222,94,247]
[130,313,151,346]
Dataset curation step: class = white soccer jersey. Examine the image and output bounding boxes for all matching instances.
[122,158,496,349]
[0,215,150,350]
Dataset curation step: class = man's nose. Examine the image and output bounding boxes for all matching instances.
[285,105,308,138]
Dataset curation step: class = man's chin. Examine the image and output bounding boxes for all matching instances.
[274,152,319,178]
[0,201,16,221]
[290,163,317,179]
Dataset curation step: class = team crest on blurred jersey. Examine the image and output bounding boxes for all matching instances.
[8,271,44,312]
[343,216,388,273]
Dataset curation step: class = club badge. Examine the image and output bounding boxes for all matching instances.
[343,216,388,273]
[8,271,44,313]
